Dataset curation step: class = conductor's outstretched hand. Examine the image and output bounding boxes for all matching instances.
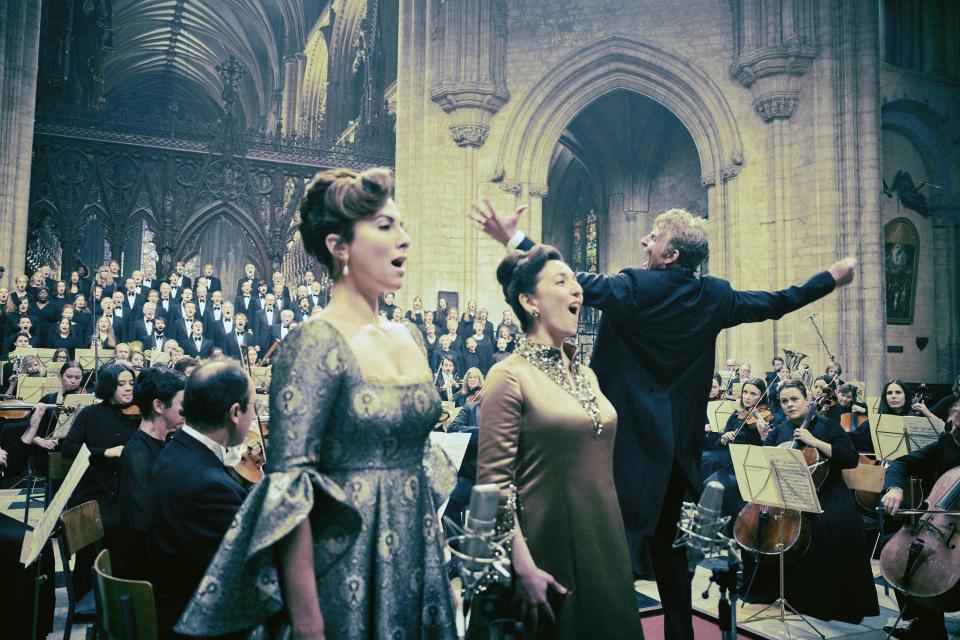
[829,258,857,287]
[469,197,527,246]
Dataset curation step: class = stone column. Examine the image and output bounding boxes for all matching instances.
[932,213,960,379]
[729,0,818,370]
[280,55,297,134]
[293,53,307,134]
[428,0,509,303]
[0,0,43,287]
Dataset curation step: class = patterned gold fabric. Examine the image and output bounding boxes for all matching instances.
[177,318,457,639]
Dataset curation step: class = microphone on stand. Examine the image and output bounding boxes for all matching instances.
[445,484,511,603]
[674,480,727,573]
[805,313,818,320]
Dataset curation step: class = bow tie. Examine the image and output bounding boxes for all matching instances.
[156,334,165,339]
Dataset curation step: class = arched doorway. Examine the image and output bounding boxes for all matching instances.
[543,90,707,361]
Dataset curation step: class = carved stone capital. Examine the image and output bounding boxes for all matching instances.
[721,165,740,182]
[753,93,799,122]
[430,82,510,116]
[528,184,549,199]
[449,123,489,148]
[700,174,716,187]
[624,210,640,223]
[500,181,522,196]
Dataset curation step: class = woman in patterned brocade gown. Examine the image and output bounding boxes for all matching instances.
[177,168,457,640]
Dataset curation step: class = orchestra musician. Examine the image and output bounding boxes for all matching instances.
[746,380,878,623]
[879,399,960,640]
[19,361,85,479]
[61,362,139,594]
[434,355,461,401]
[473,199,856,639]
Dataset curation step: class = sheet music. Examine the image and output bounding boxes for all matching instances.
[905,419,943,450]
[21,445,91,566]
[429,432,471,471]
[47,395,96,440]
[764,447,823,513]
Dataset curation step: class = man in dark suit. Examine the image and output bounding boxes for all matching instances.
[173,261,192,292]
[234,280,259,318]
[235,263,259,296]
[156,283,175,320]
[253,293,279,346]
[130,302,158,345]
[141,265,160,291]
[181,321,215,359]
[172,302,201,345]
[221,310,255,359]
[147,361,253,639]
[473,200,856,640]
[201,264,222,294]
[143,317,171,353]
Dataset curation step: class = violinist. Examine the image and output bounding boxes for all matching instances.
[750,379,879,623]
[453,367,483,408]
[881,379,945,425]
[117,366,186,580]
[19,361,85,478]
[61,362,139,594]
[811,374,843,420]
[877,400,960,639]
[702,378,772,521]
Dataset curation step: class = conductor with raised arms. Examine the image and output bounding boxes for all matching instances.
[471,200,856,639]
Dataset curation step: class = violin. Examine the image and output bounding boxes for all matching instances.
[880,465,960,612]
[733,392,831,561]
[737,405,773,430]
[227,421,267,489]
[121,403,142,423]
[0,400,77,422]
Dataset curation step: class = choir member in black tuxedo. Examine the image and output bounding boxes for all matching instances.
[223,312,256,360]
[172,302,202,345]
[140,265,159,291]
[269,309,295,346]
[880,400,960,640]
[193,284,211,320]
[144,317,172,353]
[182,321,215,359]
[108,293,131,342]
[748,380,878,623]
[117,366,186,580]
[155,283,175,320]
[473,200,856,639]
[307,282,324,309]
[235,263,260,296]
[46,317,80,358]
[61,362,139,594]
[234,280,260,318]
[294,296,312,322]
[201,263,222,294]
[130,302,158,345]
[147,361,252,639]
[29,287,57,344]
[254,293,280,344]
[168,274,185,302]
[121,278,145,319]
[172,260,192,291]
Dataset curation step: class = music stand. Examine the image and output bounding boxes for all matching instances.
[16,377,60,402]
[20,445,92,640]
[75,348,113,373]
[707,400,739,433]
[868,397,944,461]
[729,444,825,639]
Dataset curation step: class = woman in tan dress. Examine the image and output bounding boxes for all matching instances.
[478,245,643,639]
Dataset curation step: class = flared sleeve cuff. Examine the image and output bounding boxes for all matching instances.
[422,438,457,508]
[175,467,362,638]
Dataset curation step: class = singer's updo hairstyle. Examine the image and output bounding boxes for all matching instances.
[496,244,564,333]
[298,167,395,279]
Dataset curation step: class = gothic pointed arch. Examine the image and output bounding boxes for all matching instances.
[494,36,744,188]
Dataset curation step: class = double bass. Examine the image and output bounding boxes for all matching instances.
[880,465,960,611]
[733,393,831,560]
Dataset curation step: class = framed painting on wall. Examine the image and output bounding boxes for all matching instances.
[884,217,920,325]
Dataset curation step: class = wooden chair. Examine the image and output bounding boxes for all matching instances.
[93,549,159,640]
[58,500,104,639]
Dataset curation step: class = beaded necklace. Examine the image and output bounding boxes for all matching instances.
[514,336,603,438]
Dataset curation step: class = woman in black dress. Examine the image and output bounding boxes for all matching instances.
[48,318,79,359]
[20,361,85,477]
[61,362,138,593]
[748,379,879,623]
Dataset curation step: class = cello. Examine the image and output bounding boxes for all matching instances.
[880,465,960,611]
[733,392,831,560]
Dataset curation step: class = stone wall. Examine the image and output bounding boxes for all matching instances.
[395,0,901,392]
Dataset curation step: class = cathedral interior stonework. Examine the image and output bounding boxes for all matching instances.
[1,0,958,389]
